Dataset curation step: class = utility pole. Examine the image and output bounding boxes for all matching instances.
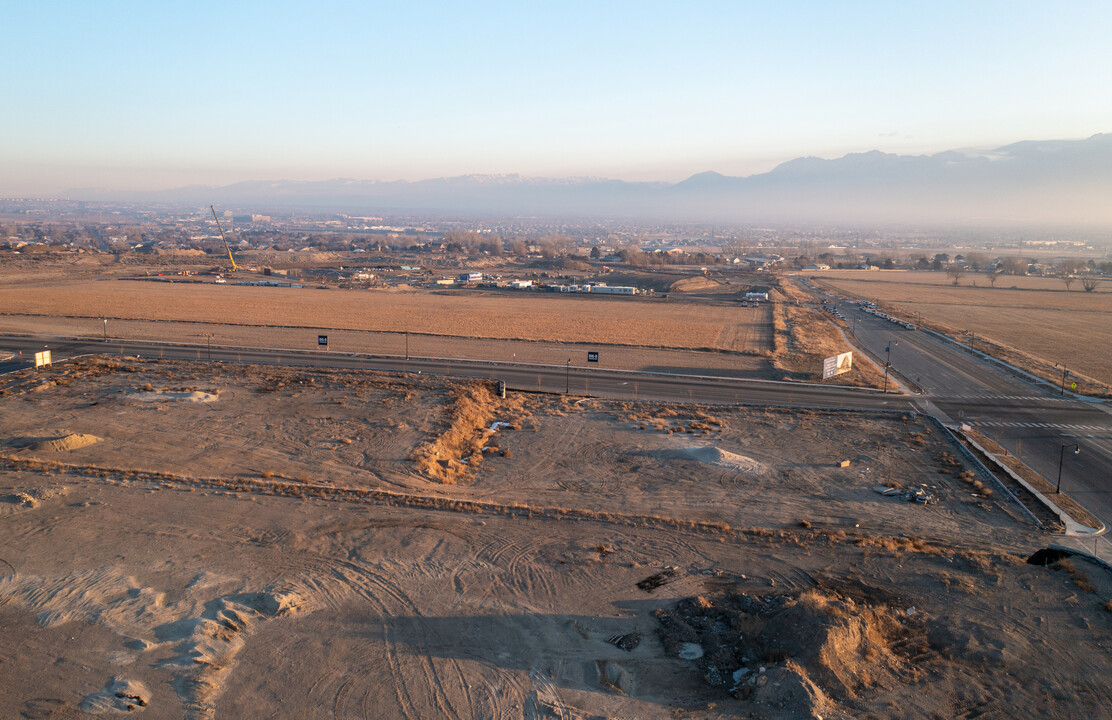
[565,358,571,394]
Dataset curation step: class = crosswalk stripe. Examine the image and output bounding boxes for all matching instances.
[968,420,1111,431]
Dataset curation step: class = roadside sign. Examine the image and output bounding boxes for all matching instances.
[587,351,599,363]
[822,351,853,379]
[34,350,52,368]
[318,335,328,347]
[1071,382,1078,389]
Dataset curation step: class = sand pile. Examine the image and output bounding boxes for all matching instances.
[30,433,101,452]
[660,445,765,474]
[655,586,918,717]
[670,276,721,293]
[1,485,68,511]
[128,390,218,403]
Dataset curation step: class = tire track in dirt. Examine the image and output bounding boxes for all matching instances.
[345,562,471,720]
[274,540,482,720]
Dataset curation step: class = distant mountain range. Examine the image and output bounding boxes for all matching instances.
[66,134,1112,226]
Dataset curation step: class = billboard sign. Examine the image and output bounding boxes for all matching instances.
[35,350,52,368]
[318,335,328,347]
[822,351,853,379]
[587,351,599,363]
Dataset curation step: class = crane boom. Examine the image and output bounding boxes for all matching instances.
[210,205,239,272]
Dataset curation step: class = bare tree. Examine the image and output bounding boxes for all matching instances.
[1062,275,1076,291]
[946,264,965,286]
[1082,276,1101,292]
[999,256,1028,275]
[964,252,987,271]
[1058,258,1083,275]
[985,268,1001,287]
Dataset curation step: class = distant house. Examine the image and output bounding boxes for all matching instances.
[803,264,830,271]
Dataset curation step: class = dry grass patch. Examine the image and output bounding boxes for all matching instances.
[771,303,885,388]
[411,382,500,484]
[1054,559,1097,594]
[0,278,773,354]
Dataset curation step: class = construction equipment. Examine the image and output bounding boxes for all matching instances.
[210,205,239,272]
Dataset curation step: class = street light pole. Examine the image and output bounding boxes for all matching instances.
[102,318,107,342]
[883,340,898,394]
[405,331,409,360]
[565,358,570,394]
[1057,443,1080,493]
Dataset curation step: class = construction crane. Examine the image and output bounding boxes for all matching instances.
[210,205,239,272]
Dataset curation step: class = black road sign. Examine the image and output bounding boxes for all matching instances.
[318,335,329,346]
[587,351,599,363]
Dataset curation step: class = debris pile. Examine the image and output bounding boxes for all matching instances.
[873,485,937,504]
[654,585,923,716]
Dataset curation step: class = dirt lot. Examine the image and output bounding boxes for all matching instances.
[2,358,1111,719]
[809,270,1112,388]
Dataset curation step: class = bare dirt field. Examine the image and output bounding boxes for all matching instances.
[2,358,1111,719]
[809,270,1112,389]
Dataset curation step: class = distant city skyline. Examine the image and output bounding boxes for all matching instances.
[3,1,1111,196]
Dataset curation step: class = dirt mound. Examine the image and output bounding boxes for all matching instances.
[661,445,765,474]
[655,585,920,715]
[669,276,720,292]
[31,433,101,452]
[528,258,591,272]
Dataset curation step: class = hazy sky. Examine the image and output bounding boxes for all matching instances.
[4,1,1112,195]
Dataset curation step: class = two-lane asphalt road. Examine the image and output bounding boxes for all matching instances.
[0,334,915,412]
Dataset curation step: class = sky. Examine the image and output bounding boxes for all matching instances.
[3,1,1112,195]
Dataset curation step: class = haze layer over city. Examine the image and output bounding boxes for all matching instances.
[4,2,1112,226]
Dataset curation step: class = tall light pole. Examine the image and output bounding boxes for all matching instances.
[102,318,108,342]
[883,340,898,394]
[565,358,571,394]
[1057,443,1080,493]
